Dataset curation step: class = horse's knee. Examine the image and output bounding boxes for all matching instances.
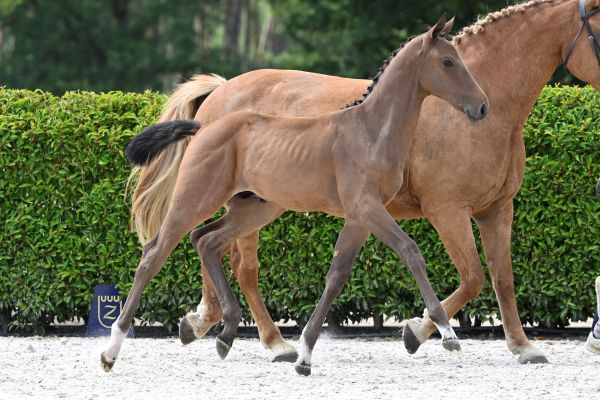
[399,240,426,270]
[461,269,485,299]
[490,270,514,295]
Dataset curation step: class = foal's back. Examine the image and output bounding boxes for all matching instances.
[184,109,347,213]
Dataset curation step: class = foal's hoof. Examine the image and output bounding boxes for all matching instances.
[216,337,232,360]
[295,361,311,376]
[442,339,462,353]
[402,320,424,355]
[179,316,197,345]
[100,352,116,373]
[272,350,299,363]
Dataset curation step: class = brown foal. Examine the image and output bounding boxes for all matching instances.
[130,0,600,366]
[102,17,487,375]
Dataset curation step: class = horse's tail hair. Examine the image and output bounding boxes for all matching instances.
[126,120,201,166]
[127,73,226,244]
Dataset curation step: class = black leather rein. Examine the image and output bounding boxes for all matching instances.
[563,0,600,67]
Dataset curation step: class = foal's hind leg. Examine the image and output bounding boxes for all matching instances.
[181,199,296,361]
[100,204,221,372]
[179,219,227,345]
[101,153,234,371]
[190,196,283,359]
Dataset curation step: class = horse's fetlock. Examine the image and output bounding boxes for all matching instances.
[427,304,447,324]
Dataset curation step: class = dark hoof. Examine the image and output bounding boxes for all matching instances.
[295,362,311,376]
[216,337,232,360]
[518,354,549,364]
[272,351,299,363]
[100,352,115,373]
[402,323,422,355]
[179,317,197,345]
[442,339,461,352]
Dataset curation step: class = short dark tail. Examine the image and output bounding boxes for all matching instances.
[126,120,201,166]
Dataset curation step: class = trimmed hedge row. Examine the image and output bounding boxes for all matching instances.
[0,86,598,333]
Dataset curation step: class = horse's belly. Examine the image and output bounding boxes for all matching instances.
[245,169,341,213]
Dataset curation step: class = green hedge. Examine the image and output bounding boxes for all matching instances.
[0,86,598,333]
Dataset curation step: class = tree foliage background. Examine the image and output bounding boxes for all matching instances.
[0,0,556,94]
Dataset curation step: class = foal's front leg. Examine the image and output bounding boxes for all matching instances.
[400,209,485,354]
[353,200,460,351]
[295,220,369,376]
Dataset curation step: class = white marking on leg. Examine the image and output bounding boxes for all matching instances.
[295,334,312,366]
[595,277,600,317]
[196,297,210,317]
[186,298,218,338]
[424,307,457,341]
[102,322,127,362]
[437,325,457,341]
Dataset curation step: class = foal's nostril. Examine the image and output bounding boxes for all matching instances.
[480,103,488,118]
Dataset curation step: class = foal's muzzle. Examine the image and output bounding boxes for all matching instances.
[464,101,489,122]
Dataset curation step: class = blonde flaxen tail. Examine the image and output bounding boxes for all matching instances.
[127,74,226,244]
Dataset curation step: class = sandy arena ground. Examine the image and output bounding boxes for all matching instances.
[1,335,598,400]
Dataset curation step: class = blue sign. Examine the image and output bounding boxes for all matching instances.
[86,284,133,338]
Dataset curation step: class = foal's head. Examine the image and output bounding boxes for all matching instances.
[418,16,488,122]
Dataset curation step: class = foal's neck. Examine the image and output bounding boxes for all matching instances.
[351,38,426,152]
[455,0,576,127]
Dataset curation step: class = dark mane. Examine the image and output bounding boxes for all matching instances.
[345,36,416,108]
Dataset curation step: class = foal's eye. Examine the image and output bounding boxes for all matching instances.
[443,59,454,67]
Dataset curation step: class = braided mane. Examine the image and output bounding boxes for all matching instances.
[346,0,561,108]
[452,0,557,44]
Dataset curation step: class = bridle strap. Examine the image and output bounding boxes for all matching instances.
[563,0,600,67]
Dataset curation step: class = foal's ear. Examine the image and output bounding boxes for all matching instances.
[441,16,455,35]
[430,14,447,40]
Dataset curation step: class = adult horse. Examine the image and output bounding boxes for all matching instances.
[130,0,600,365]
[103,18,487,374]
